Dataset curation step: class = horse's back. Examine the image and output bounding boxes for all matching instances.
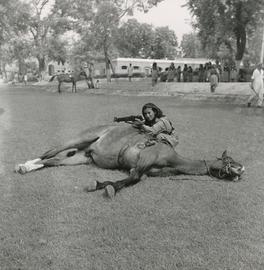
[86,125,146,169]
[57,74,72,82]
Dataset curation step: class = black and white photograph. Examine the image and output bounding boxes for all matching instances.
[0,0,264,269]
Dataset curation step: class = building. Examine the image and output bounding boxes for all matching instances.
[94,57,215,77]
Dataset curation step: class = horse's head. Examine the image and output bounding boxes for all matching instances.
[209,151,245,181]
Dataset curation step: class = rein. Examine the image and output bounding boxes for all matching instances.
[203,160,213,177]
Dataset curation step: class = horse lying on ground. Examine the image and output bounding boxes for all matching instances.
[49,70,93,93]
[15,125,245,198]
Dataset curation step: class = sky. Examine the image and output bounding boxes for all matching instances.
[131,0,194,42]
[42,0,194,43]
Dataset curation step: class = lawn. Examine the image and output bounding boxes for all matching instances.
[0,88,264,270]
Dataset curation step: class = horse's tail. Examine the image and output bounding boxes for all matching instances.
[49,75,57,82]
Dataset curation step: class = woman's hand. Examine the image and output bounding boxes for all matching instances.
[132,119,144,128]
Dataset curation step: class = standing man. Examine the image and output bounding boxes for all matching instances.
[176,66,181,82]
[182,64,188,82]
[247,63,264,108]
[23,73,28,85]
[209,67,219,93]
[128,63,133,82]
[151,62,159,87]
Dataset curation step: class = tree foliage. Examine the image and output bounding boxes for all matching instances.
[0,0,29,43]
[115,19,178,59]
[151,26,178,59]
[186,0,264,61]
[114,19,154,58]
[247,21,264,64]
[51,0,164,81]
[0,0,166,78]
[181,32,206,58]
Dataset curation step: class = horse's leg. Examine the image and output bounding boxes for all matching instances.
[42,150,91,166]
[72,81,74,93]
[58,81,61,93]
[14,134,99,174]
[85,148,159,197]
[40,135,99,160]
[15,149,92,174]
[90,78,95,89]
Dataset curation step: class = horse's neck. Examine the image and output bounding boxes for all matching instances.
[172,155,214,175]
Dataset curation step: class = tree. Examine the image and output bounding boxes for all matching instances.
[247,21,264,64]
[151,26,178,59]
[181,32,206,58]
[90,2,120,81]
[47,36,68,65]
[15,0,72,78]
[0,0,29,44]
[0,0,30,75]
[9,37,32,74]
[115,19,154,58]
[186,0,264,66]
[54,0,165,81]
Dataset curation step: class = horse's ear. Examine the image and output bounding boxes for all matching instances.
[222,150,227,158]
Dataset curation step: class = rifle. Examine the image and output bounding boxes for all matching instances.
[113,115,144,123]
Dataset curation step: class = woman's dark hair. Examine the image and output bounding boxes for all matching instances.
[142,103,164,125]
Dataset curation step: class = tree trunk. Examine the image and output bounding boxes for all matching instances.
[37,56,46,80]
[1,63,7,80]
[235,27,246,62]
[235,26,246,80]
[18,58,26,75]
[104,54,111,83]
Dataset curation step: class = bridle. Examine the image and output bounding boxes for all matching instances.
[204,158,232,179]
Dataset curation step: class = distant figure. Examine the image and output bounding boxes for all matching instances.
[128,63,133,82]
[183,64,188,82]
[198,64,204,82]
[160,68,168,82]
[176,66,181,82]
[230,67,237,82]
[247,63,264,108]
[151,62,159,87]
[95,79,100,89]
[23,73,28,85]
[215,60,222,81]
[167,63,176,82]
[210,68,219,93]
[187,66,193,82]
[12,72,18,85]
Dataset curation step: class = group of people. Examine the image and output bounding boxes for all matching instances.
[133,64,264,150]
[151,61,221,92]
[151,61,264,107]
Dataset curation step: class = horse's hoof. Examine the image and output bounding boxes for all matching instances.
[105,185,115,199]
[14,164,27,174]
[84,181,97,192]
[141,174,147,181]
[14,164,21,173]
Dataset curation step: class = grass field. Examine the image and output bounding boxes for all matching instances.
[1,87,264,270]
